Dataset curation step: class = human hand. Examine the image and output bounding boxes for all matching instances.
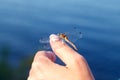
[27,34,95,80]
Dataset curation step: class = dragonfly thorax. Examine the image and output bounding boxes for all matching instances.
[58,33,67,39]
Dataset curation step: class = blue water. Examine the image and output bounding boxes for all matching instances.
[0,0,120,80]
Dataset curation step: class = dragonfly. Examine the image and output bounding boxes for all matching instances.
[39,28,83,50]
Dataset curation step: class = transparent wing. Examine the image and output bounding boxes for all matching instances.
[39,35,51,50]
[39,37,49,44]
[64,28,83,43]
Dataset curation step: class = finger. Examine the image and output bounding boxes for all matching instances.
[44,51,56,62]
[28,51,56,80]
[33,51,57,71]
[49,34,80,67]
[34,51,56,62]
[28,69,44,80]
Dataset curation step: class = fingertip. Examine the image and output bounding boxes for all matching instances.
[49,34,66,51]
[49,34,60,42]
[49,34,75,53]
[34,51,56,62]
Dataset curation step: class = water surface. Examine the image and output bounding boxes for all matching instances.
[0,0,120,80]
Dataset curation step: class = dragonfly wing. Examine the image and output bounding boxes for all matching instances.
[39,36,51,50]
[65,29,83,43]
[39,37,49,43]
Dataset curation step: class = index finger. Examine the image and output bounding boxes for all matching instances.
[49,34,80,67]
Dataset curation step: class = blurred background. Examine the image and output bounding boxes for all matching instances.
[0,0,120,80]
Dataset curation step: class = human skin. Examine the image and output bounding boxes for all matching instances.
[27,34,95,80]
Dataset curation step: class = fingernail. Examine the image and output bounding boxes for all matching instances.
[49,34,60,42]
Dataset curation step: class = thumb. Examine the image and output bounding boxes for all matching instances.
[49,34,80,67]
[34,51,56,63]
